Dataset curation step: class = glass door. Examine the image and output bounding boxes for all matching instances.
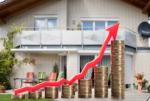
[60,56,67,79]
[80,55,95,79]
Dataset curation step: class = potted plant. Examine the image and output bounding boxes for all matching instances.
[142,79,149,90]
[0,27,22,91]
[147,85,150,93]
[134,73,144,94]
[48,64,59,81]
[77,23,81,30]
[0,83,5,93]
[52,64,59,79]
[73,83,78,92]
[22,57,36,65]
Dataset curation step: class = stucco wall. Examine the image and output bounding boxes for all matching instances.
[11,53,60,88]
[0,0,149,87]
[0,0,148,47]
[1,0,67,32]
[67,52,80,80]
[67,0,147,47]
[135,52,150,82]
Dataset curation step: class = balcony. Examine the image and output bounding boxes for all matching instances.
[13,28,137,50]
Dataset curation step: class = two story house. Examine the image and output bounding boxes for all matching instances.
[0,0,149,88]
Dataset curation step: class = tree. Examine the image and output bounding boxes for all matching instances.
[0,27,21,89]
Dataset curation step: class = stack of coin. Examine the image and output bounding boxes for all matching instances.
[78,79,92,98]
[45,87,58,99]
[12,93,27,99]
[29,92,36,99]
[111,40,125,99]
[61,84,75,98]
[11,94,20,100]
[94,66,108,98]
[28,91,39,99]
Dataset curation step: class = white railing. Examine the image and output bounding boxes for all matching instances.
[13,27,137,48]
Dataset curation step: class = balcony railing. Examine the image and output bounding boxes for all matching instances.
[13,27,137,48]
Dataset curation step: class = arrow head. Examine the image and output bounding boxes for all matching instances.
[106,22,119,40]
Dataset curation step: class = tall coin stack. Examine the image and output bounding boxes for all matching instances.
[111,40,125,99]
[45,87,58,99]
[61,84,75,98]
[78,79,92,98]
[94,66,108,98]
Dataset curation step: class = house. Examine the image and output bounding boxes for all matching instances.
[0,0,150,88]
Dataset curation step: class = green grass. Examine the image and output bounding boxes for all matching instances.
[0,94,54,101]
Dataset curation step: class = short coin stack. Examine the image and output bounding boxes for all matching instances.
[111,40,125,99]
[45,87,58,99]
[78,79,92,98]
[94,66,108,98]
[28,91,39,99]
[61,84,75,98]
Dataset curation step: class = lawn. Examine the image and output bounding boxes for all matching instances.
[0,94,54,101]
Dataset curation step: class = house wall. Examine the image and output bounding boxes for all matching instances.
[125,54,135,85]
[67,0,150,82]
[67,52,80,80]
[135,52,150,82]
[11,53,60,88]
[0,0,149,87]
[0,0,67,32]
[0,0,148,47]
[67,0,148,47]
[0,0,147,47]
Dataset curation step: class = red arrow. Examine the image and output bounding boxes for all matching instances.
[14,23,119,95]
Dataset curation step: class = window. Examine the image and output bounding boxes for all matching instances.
[82,20,118,31]
[95,21,105,30]
[47,18,57,29]
[107,21,117,27]
[35,18,46,30]
[35,17,57,30]
[80,55,94,79]
[82,21,93,30]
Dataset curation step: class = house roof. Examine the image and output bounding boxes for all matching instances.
[0,0,45,23]
[122,0,150,13]
[0,0,149,23]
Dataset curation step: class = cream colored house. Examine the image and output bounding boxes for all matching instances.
[0,0,150,88]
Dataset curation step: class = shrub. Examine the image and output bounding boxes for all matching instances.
[0,27,20,89]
